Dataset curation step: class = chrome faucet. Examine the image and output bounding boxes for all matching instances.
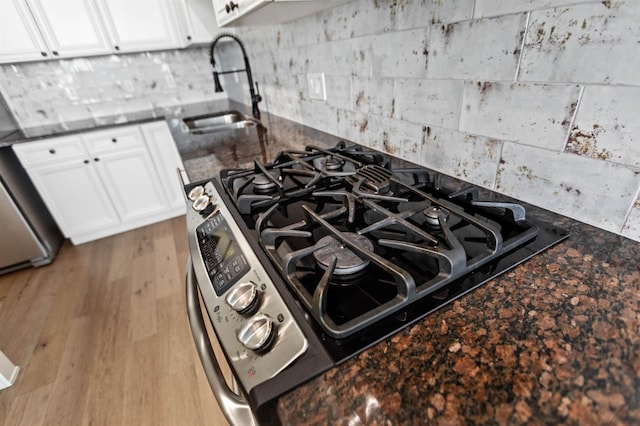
[209,33,262,120]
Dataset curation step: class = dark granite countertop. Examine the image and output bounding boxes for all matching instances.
[170,107,639,424]
[277,212,640,424]
[0,100,231,147]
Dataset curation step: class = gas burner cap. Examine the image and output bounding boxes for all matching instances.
[423,206,450,226]
[253,171,279,193]
[323,156,345,171]
[313,233,374,276]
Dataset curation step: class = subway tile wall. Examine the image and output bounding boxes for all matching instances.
[0,48,224,131]
[215,0,640,242]
[0,0,638,242]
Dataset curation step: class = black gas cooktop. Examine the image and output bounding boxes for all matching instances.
[218,142,569,363]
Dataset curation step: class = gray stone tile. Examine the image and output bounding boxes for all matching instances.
[372,29,429,78]
[397,0,474,30]
[421,126,502,187]
[473,0,601,18]
[621,196,640,242]
[427,13,526,80]
[323,0,395,40]
[519,1,640,85]
[299,100,338,136]
[325,74,352,111]
[369,115,423,163]
[336,109,370,145]
[460,81,580,150]
[566,85,640,168]
[394,78,463,129]
[369,77,395,118]
[331,37,373,77]
[497,142,640,233]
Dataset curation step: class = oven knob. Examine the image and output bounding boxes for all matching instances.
[188,185,205,200]
[237,314,276,352]
[192,195,210,211]
[226,281,259,315]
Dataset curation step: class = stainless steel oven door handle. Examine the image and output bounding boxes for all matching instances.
[185,256,258,426]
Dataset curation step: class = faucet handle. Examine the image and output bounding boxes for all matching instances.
[254,82,262,103]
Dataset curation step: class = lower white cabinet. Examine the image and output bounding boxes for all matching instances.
[13,120,185,244]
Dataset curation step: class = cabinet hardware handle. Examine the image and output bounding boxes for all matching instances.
[229,1,238,10]
[114,45,120,51]
[49,149,56,154]
[187,35,192,41]
[84,160,90,164]
[41,51,47,57]
[225,3,230,13]
[52,51,59,56]
[94,158,100,162]
[112,138,117,143]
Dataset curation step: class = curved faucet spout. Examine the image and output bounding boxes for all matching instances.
[209,33,262,120]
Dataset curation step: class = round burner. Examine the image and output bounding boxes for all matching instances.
[324,156,345,171]
[253,171,279,193]
[423,206,450,226]
[313,233,374,276]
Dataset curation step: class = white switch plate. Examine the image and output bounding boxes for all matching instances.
[307,73,326,101]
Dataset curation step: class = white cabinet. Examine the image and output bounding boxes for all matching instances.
[13,134,120,238]
[140,121,185,210]
[27,0,112,58]
[179,0,220,44]
[0,0,49,62]
[213,0,350,27]
[95,0,183,52]
[13,121,185,244]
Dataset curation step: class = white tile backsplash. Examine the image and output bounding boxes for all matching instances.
[2,0,640,242]
[497,143,640,233]
[396,0,474,30]
[393,78,463,129]
[426,13,526,81]
[459,81,581,150]
[519,2,640,85]
[566,85,640,168]
[421,126,502,188]
[372,29,429,78]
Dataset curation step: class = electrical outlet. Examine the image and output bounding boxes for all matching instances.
[307,73,326,101]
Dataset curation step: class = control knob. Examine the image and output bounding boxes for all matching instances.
[225,281,259,315]
[237,314,275,352]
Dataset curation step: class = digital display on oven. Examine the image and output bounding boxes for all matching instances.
[196,213,250,296]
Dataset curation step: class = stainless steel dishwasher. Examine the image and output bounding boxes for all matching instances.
[0,146,63,274]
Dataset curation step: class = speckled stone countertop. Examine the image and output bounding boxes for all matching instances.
[277,210,640,425]
[170,107,639,425]
[0,100,232,147]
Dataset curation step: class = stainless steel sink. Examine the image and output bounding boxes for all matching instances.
[182,111,260,134]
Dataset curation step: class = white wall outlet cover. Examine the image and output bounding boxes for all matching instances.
[307,73,326,101]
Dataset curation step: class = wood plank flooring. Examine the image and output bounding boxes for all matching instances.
[0,216,230,426]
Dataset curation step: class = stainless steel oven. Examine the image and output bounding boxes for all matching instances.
[183,142,568,425]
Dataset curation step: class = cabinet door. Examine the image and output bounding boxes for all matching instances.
[96,0,181,52]
[93,148,169,222]
[26,158,120,238]
[26,0,112,58]
[184,0,220,43]
[140,121,185,211]
[214,0,265,27]
[0,0,49,63]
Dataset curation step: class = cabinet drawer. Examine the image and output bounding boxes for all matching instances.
[83,125,145,154]
[13,135,85,166]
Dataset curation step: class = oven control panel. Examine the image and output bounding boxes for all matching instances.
[186,180,308,392]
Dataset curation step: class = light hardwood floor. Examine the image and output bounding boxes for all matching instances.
[0,216,230,426]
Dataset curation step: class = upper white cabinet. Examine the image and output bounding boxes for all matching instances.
[0,0,218,64]
[0,0,49,62]
[213,0,350,27]
[27,0,112,58]
[95,0,183,52]
[180,0,220,44]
